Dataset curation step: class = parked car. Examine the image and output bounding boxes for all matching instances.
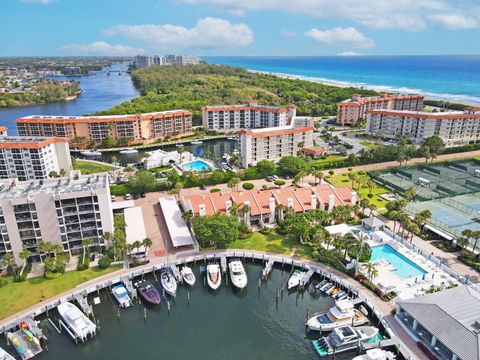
[199,184,207,190]
[125,193,132,200]
[111,195,116,202]
[133,193,140,199]
[140,193,146,198]
[266,176,274,182]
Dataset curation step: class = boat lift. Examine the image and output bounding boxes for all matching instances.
[73,294,91,317]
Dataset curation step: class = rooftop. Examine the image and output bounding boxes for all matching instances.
[203,103,286,111]
[16,110,191,122]
[0,136,69,149]
[159,196,195,248]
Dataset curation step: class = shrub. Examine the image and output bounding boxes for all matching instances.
[0,278,8,288]
[210,188,221,193]
[44,271,63,280]
[14,264,31,283]
[98,257,111,269]
[242,182,254,190]
[274,179,286,186]
[77,254,90,271]
[259,227,272,234]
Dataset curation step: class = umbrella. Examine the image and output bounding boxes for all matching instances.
[422,273,426,281]
[415,277,418,284]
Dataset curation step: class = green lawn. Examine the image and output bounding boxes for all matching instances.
[0,265,122,320]
[227,231,312,258]
[73,160,115,174]
[327,172,390,212]
[310,155,346,165]
[359,141,379,149]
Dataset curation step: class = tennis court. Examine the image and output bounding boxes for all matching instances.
[431,208,480,233]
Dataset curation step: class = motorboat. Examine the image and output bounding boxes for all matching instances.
[180,266,196,286]
[134,280,161,305]
[119,148,138,155]
[315,280,329,290]
[0,346,15,360]
[57,302,96,341]
[160,267,177,297]
[312,326,380,357]
[306,299,368,332]
[19,321,42,351]
[228,260,248,289]
[353,349,396,360]
[326,286,339,295]
[80,150,102,157]
[319,282,333,292]
[191,140,203,145]
[6,333,31,359]
[206,264,222,290]
[288,269,307,290]
[112,284,133,308]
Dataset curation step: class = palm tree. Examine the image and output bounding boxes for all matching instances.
[359,198,369,214]
[81,238,92,265]
[133,240,143,257]
[353,238,371,277]
[167,182,184,202]
[176,145,185,162]
[457,236,470,254]
[181,210,194,228]
[2,253,17,278]
[368,202,377,217]
[38,241,53,262]
[311,170,324,185]
[240,204,251,224]
[414,210,432,235]
[142,237,152,259]
[472,230,480,254]
[340,233,357,260]
[102,231,113,248]
[19,248,32,277]
[363,261,378,283]
[404,186,417,202]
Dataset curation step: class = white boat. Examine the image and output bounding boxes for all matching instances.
[57,302,96,341]
[306,299,368,332]
[112,284,132,308]
[160,268,177,297]
[319,282,333,292]
[80,150,101,157]
[288,269,307,290]
[227,137,238,141]
[0,346,15,360]
[315,280,329,290]
[191,140,203,145]
[228,260,247,289]
[180,266,196,286]
[206,264,222,290]
[119,148,138,155]
[353,349,396,360]
[312,326,380,357]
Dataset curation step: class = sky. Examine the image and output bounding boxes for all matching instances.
[1,0,480,56]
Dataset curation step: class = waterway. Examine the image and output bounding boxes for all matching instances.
[0,263,373,360]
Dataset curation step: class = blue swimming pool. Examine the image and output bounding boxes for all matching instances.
[370,244,427,279]
[182,160,211,172]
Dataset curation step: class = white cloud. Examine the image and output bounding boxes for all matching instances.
[226,8,245,16]
[428,13,479,29]
[337,50,362,56]
[305,27,374,49]
[104,17,253,51]
[177,0,479,31]
[281,29,297,37]
[20,0,55,3]
[61,41,145,56]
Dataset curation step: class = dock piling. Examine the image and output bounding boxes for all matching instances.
[187,291,190,305]
[144,307,147,321]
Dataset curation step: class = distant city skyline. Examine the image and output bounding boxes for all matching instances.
[1,0,480,56]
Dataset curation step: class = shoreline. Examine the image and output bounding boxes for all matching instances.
[248,69,480,106]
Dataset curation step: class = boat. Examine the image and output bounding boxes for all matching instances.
[180,266,196,286]
[190,140,203,145]
[206,264,222,290]
[306,299,368,332]
[80,150,102,157]
[57,302,96,341]
[312,326,380,357]
[319,282,333,292]
[353,349,396,360]
[6,333,29,359]
[112,284,133,308]
[119,148,138,155]
[228,260,248,289]
[315,280,329,290]
[134,279,161,305]
[288,269,307,290]
[19,321,42,351]
[0,346,15,360]
[226,137,238,141]
[326,286,338,295]
[160,267,177,297]
[330,288,341,297]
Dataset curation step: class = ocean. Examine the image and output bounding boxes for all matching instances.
[205,56,480,105]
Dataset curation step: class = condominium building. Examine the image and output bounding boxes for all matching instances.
[181,183,357,227]
[15,110,193,144]
[337,92,424,126]
[0,136,72,181]
[175,55,201,66]
[366,107,480,147]
[135,54,200,68]
[202,101,297,131]
[239,116,314,167]
[0,173,113,264]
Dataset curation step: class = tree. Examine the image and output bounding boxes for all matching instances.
[311,170,324,185]
[331,205,352,223]
[2,253,17,279]
[19,249,32,277]
[404,186,417,202]
[423,136,445,161]
[414,209,432,234]
[142,237,152,259]
[363,261,379,283]
[48,170,58,178]
[347,172,358,189]
[176,145,185,162]
[256,160,275,176]
[81,238,92,265]
[192,213,239,248]
[359,198,370,214]
[278,156,307,176]
[227,177,241,192]
[167,182,184,201]
[419,144,431,163]
[102,232,114,248]
[59,168,67,177]
[181,210,194,229]
[353,238,371,276]
[128,170,157,194]
[101,136,116,148]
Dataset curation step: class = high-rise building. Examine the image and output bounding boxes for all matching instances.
[164,54,176,65]
[135,55,154,68]
[175,55,201,65]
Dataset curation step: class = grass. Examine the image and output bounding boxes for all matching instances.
[227,231,312,258]
[310,155,345,165]
[73,160,115,174]
[0,265,122,320]
[360,141,379,149]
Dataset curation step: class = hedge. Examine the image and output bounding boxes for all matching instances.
[242,182,254,190]
[274,179,286,186]
[98,257,111,269]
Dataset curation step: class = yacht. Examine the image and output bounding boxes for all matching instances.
[112,284,133,308]
[57,302,96,341]
[313,326,379,357]
[0,346,15,360]
[353,349,396,360]
[80,150,102,157]
[119,148,138,155]
[306,299,368,332]
[206,264,222,290]
[288,269,307,290]
[160,267,177,297]
[228,260,247,289]
[180,266,196,286]
[134,280,161,305]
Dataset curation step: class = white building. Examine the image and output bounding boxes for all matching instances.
[175,55,201,65]
[135,55,154,68]
[366,107,480,147]
[0,173,113,264]
[202,101,297,131]
[239,116,314,167]
[0,136,72,181]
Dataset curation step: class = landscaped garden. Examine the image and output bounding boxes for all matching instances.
[73,159,116,174]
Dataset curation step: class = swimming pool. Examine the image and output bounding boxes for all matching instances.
[370,244,427,279]
[182,160,211,172]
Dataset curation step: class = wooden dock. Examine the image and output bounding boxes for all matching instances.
[262,258,275,279]
[220,256,227,274]
[361,337,400,350]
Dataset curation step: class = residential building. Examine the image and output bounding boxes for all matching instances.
[15,110,193,144]
[164,54,176,65]
[366,107,480,147]
[0,136,72,181]
[135,54,200,68]
[202,101,297,131]
[239,116,314,167]
[0,173,113,264]
[175,55,201,66]
[181,183,357,227]
[135,55,154,68]
[337,92,424,126]
[396,285,480,360]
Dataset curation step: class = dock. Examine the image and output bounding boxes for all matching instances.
[169,264,182,282]
[73,294,91,316]
[19,317,46,342]
[121,277,138,302]
[299,268,314,290]
[220,256,227,274]
[262,258,275,279]
[361,337,400,351]
[7,325,43,359]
